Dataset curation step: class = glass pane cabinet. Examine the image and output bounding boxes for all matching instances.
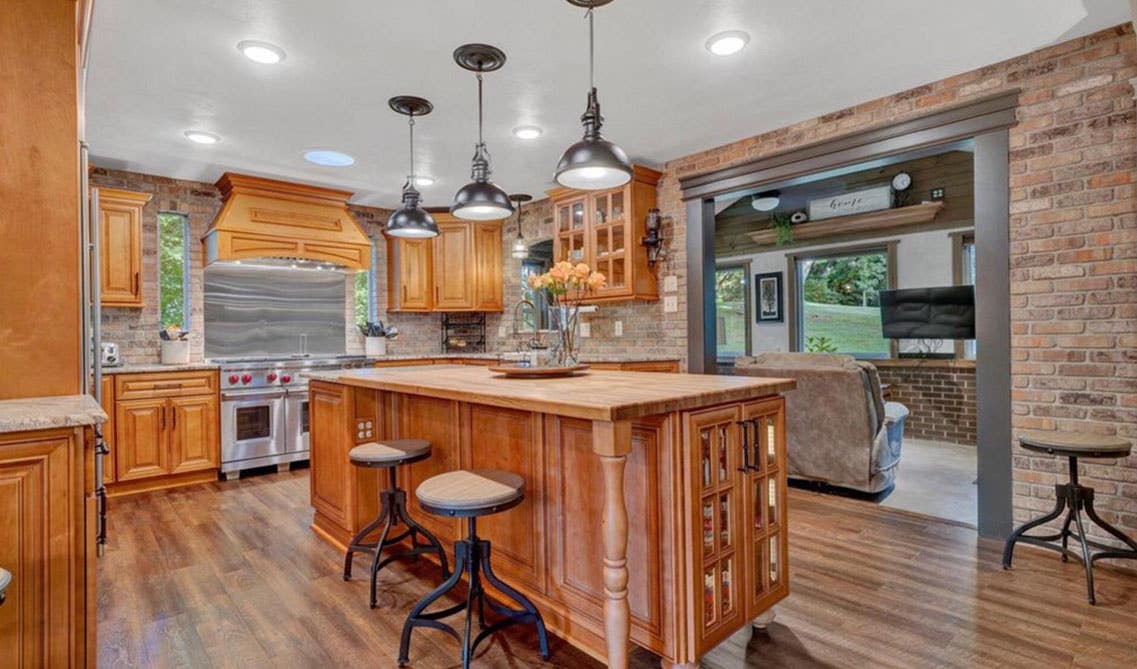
[685,398,788,656]
[548,165,661,303]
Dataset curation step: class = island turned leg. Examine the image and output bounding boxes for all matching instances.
[594,420,633,669]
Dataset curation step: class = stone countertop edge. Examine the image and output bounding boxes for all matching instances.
[0,394,107,434]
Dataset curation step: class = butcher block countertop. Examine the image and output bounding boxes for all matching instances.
[306,364,795,422]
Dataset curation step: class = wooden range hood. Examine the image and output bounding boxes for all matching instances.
[203,172,372,269]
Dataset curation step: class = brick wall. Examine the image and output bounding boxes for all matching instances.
[876,363,977,445]
[658,24,1136,536]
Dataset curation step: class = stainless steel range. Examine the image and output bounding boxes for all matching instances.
[216,356,371,479]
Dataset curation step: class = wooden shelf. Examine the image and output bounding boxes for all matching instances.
[747,201,945,247]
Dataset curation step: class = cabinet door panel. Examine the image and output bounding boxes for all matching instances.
[473,222,503,311]
[115,399,167,481]
[168,395,218,474]
[100,376,116,484]
[393,238,433,311]
[98,189,149,307]
[395,395,460,547]
[433,222,474,310]
[309,382,352,528]
[0,429,87,668]
[742,398,789,618]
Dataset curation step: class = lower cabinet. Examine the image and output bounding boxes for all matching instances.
[0,427,96,668]
[109,371,220,494]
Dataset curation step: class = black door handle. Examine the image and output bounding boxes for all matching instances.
[736,420,752,472]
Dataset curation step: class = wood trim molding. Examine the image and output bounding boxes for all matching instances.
[747,201,944,248]
[679,90,1020,201]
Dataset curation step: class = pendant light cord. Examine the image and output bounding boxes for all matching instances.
[477,73,485,146]
[587,7,594,91]
[407,113,416,185]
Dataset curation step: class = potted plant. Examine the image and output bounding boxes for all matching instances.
[526,261,606,366]
[359,321,399,357]
[159,324,190,365]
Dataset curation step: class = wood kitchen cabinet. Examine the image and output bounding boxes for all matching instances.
[684,397,788,657]
[97,187,151,307]
[386,214,503,312]
[0,426,97,668]
[108,370,220,495]
[547,165,662,303]
[100,375,116,484]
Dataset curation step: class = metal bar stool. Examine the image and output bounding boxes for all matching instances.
[1003,430,1137,604]
[343,439,450,608]
[398,469,549,668]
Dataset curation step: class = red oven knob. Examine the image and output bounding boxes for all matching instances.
[267,372,278,383]
[228,375,239,384]
[241,374,252,384]
[280,374,292,384]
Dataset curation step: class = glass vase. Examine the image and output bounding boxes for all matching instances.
[550,304,580,367]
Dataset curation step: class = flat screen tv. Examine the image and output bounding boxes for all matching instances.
[879,286,975,340]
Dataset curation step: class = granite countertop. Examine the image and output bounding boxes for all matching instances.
[0,395,107,434]
[103,362,220,374]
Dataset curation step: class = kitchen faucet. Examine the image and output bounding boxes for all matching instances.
[511,299,546,351]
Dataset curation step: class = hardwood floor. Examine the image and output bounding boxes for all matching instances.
[97,470,1137,668]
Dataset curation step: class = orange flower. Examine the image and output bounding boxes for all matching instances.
[527,274,541,289]
[549,261,572,281]
[587,272,607,290]
[573,263,591,280]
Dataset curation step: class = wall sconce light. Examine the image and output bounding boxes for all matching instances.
[642,208,666,267]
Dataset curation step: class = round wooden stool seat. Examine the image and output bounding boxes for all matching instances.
[1019,431,1130,458]
[348,439,432,467]
[416,469,525,516]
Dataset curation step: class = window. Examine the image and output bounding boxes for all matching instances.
[952,231,977,359]
[354,242,378,326]
[520,259,551,331]
[715,264,751,362]
[790,245,894,358]
[158,212,190,330]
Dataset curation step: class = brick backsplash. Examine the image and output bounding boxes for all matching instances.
[877,365,977,445]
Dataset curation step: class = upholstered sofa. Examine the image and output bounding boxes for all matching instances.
[733,353,909,493]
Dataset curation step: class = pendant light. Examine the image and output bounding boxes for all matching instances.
[555,0,633,190]
[509,193,534,259]
[450,44,514,221]
[386,96,439,238]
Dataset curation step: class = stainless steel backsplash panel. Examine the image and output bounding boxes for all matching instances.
[205,263,347,359]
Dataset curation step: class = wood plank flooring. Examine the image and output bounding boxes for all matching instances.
[97,470,1137,668]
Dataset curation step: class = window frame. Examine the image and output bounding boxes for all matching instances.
[714,260,753,364]
[157,211,191,331]
[950,229,976,359]
[785,240,898,359]
[355,241,379,326]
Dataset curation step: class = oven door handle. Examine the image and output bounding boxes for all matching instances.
[221,389,287,401]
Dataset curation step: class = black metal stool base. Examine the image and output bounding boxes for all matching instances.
[398,518,550,668]
[1003,457,1137,604]
[344,471,450,609]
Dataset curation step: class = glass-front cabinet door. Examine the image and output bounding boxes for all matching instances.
[742,398,788,617]
[685,405,746,651]
[555,197,588,264]
[589,187,629,296]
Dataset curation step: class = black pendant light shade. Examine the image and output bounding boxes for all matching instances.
[509,193,533,259]
[451,44,514,221]
[386,96,438,238]
[555,0,632,190]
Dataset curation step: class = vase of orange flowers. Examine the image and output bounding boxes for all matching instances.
[527,261,606,366]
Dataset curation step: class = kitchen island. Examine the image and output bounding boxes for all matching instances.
[306,365,795,668]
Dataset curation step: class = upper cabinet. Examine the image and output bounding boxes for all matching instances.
[98,187,152,307]
[548,165,662,303]
[387,214,503,312]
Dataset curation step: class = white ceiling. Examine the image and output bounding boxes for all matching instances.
[86,0,1131,207]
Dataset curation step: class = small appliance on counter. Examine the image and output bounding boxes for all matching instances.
[100,342,121,367]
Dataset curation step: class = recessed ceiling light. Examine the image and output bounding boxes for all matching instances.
[706,30,750,56]
[303,149,355,167]
[751,190,780,211]
[237,40,286,64]
[183,130,220,144]
[414,176,434,187]
[513,125,543,140]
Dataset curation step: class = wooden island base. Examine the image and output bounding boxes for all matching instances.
[307,366,793,667]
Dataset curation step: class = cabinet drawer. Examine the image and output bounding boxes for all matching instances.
[114,371,218,400]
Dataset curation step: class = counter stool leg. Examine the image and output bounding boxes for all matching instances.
[397,499,450,578]
[344,497,391,581]
[1003,487,1068,569]
[399,543,469,668]
[1084,490,1137,554]
[478,540,550,660]
[368,510,395,609]
[1071,499,1096,605]
[1059,508,1076,562]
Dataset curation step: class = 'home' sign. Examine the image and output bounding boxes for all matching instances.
[808,185,891,221]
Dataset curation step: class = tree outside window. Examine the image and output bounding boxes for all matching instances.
[795,249,890,358]
[158,212,189,330]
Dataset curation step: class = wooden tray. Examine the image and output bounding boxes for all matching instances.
[488,363,591,378]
